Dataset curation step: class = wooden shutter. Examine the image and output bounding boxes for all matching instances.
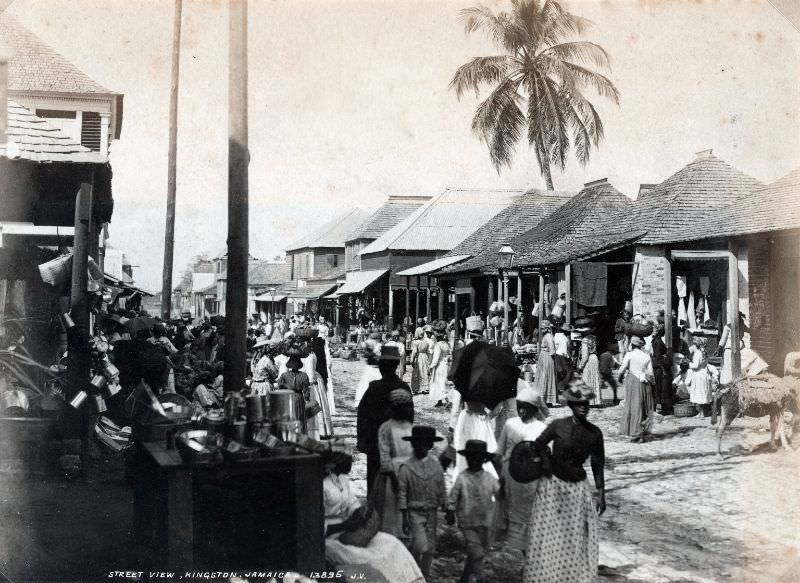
[81,111,102,151]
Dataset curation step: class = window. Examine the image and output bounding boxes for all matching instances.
[327,254,339,269]
[81,111,102,152]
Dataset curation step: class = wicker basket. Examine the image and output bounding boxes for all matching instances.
[673,401,697,417]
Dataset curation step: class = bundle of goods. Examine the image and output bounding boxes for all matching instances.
[726,374,800,415]
[625,321,654,338]
[293,326,319,339]
[673,401,697,417]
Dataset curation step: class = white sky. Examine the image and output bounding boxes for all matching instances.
[7,0,800,290]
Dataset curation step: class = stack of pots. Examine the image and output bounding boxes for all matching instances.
[268,390,304,442]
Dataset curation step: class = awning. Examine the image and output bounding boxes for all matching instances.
[286,282,339,301]
[396,255,471,277]
[254,293,288,303]
[102,272,155,297]
[0,222,74,247]
[335,269,389,295]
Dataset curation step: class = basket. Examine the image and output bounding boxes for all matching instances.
[673,401,697,417]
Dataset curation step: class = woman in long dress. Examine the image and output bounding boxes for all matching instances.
[372,389,414,542]
[322,450,424,583]
[249,338,278,395]
[524,381,605,583]
[409,328,431,395]
[534,320,557,405]
[687,336,713,417]
[617,335,655,442]
[428,332,451,408]
[494,381,548,553]
[578,335,601,406]
[302,345,333,439]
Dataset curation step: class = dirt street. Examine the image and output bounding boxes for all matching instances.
[331,356,800,583]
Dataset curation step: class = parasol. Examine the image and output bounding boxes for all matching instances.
[124,315,156,334]
[449,341,518,409]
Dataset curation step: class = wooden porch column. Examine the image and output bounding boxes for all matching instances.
[415,275,421,323]
[437,284,445,321]
[664,256,672,352]
[469,284,475,315]
[728,244,741,378]
[565,263,572,324]
[405,276,411,327]
[388,285,394,330]
[454,291,460,343]
[425,284,432,320]
[538,274,545,346]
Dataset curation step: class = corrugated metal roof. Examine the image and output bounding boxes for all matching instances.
[1,100,107,163]
[286,282,339,301]
[346,196,431,242]
[437,189,575,275]
[254,293,288,302]
[285,208,371,252]
[335,269,389,295]
[360,188,523,255]
[397,255,471,276]
[1,14,114,94]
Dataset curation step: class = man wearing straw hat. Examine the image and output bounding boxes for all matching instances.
[357,345,413,494]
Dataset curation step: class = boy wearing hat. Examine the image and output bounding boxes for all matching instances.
[398,425,447,579]
[447,439,500,583]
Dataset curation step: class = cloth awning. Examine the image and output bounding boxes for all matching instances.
[396,255,471,277]
[335,269,388,295]
[254,293,288,303]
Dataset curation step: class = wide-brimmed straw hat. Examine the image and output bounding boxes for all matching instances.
[253,336,270,349]
[559,379,596,404]
[516,379,549,419]
[402,425,443,444]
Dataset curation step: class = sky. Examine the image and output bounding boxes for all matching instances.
[6,0,800,291]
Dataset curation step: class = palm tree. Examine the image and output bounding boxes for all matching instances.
[450,0,620,189]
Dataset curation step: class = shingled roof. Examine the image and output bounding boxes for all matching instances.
[507,179,634,269]
[1,14,114,94]
[248,261,290,287]
[1,99,106,162]
[630,151,763,245]
[360,188,523,255]
[285,208,372,253]
[436,189,575,275]
[346,195,431,242]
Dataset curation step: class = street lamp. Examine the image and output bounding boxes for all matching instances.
[498,244,515,347]
[268,287,277,322]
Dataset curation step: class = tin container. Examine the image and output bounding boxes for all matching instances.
[224,420,247,443]
[203,410,225,437]
[69,390,89,409]
[246,421,273,446]
[93,395,108,414]
[274,420,303,443]
[245,395,265,423]
[223,390,246,423]
[90,375,107,391]
[269,390,302,422]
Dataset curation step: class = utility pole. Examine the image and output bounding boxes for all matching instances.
[161,0,183,320]
[224,0,249,394]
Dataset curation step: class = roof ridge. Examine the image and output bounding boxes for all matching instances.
[366,190,445,251]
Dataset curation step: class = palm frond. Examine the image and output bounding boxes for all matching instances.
[459,5,529,54]
[450,55,516,99]
[540,41,612,69]
[559,61,620,103]
[471,78,525,171]
[538,76,570,168]
[540,0,591,45]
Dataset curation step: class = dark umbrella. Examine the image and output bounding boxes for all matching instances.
[448,341,518,409]
[124,315,156,335]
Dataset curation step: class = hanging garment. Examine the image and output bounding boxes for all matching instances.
[677,297,688,328]
[675,276,687,298]
[571,262,608,307]
[698,276,710,297]
[687,291,697,329]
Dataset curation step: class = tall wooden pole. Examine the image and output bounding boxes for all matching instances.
[224,0,249,394]
[161,0,183,320]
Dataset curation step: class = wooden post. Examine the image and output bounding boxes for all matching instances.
[388,285,394,329]
[469,284,475,314]
[538,274,545,346]
[0,47,9,143]
[415,275,421,323]
[65,181,93,447]
[728,244,741,378]
[437,283,445,321]
[664,256,672,352]
[454,291,460,342]
[161,0,183,320]
[425,285,431,320]
[565,263,572,325]
[405,276,411,328]
[224,0,249,394]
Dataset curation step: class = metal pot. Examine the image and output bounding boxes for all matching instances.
[274,420,302,443]
[269,390,302,422]
[245,395,265,422]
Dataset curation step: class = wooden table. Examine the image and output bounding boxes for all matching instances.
[133,441,324,572]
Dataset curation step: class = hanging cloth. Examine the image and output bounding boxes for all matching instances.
[675,276,688,298]
[677,297,688,328]
[571,262,608,307]
[687,291,697,329]
[698,276,710,297]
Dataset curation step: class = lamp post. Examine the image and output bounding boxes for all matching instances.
[498,244,515,347]
[268,287,276,322]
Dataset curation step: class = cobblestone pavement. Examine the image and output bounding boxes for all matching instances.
[330,357,800,583]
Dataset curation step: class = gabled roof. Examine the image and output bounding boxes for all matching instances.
[361,188,523,255]
[436,189,575,275]
[631,152,763,245]
[312,264,346,281]
[1,99,106,163]
[508,180,634,269]
[249,261,289,287]
[1,14,114,94]
[679,167,800,241]
[285,208,371,253]
[346,195,431,242]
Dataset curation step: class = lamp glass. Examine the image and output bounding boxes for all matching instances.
[498,244,515,269]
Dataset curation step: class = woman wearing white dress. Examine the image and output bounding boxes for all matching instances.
[687,336,713,416]
[302,349,333,438]
[249,337,278,395]
[449,390,498,480]
[428,332,451,408]
[409,328,431,395]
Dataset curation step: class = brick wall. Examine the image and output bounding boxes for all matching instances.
[632,246,667,319]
